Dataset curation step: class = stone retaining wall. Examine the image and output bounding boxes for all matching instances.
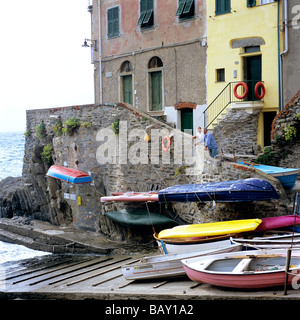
[271,90,300,168]
[0,102,290,244]
[213,107,260,155]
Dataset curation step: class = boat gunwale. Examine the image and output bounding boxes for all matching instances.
[182,255,300,276]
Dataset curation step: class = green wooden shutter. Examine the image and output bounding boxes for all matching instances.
[216,0,231,15]
[137,0,147,25]
[183,0,194,14]
[137,0,153,27]
[176,0,186,16]
[113,7,119,36]
[108,7,119,38]
[151,71,162,111]
[108,9,113,37]
[247,0,256,7]
[224,0,231,12]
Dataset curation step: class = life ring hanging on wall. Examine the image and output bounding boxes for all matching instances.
[162,135,171,152]
[233,82,248,100]
[254,81,265,100]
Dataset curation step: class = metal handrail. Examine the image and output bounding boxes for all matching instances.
[204,80,264,129]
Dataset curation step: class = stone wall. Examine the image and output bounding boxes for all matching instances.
[0,102,291,245]
[213,106,261,155]
[271,90,300,168]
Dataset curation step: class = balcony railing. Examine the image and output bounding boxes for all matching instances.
[203,80,264,129]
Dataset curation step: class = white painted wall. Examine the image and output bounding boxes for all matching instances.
[165,104,207,135]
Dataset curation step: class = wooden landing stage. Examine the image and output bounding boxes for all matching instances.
[1,254,300,300]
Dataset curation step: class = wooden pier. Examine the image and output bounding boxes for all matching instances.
[1,254,300,300]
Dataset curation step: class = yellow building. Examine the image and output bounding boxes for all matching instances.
[206,0,283,148]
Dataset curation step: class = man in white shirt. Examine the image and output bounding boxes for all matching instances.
[192,126,204,146]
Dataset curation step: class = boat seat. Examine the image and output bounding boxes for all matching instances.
[232,258,252,273]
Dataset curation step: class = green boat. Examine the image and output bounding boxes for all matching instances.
[105,208,177,229]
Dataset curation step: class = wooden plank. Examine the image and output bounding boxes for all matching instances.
[92,273,122,286]
[153,280,168,288]
[4,258,74,281]
[27,258,113,286]
[66,257,139,287]
[190,282,202,289]
[49,257,132,286]
[118,280,135,289]
[12,258,95,285]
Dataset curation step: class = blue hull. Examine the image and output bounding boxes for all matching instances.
[47,171,92,184]
[158,178,279,203]
[46,165,92,184]
[237,162,300,190]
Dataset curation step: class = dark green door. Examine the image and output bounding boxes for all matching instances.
[245,55,261,101]
[151,71,162,111]
[181,108,193,134]
[123,75,133,105]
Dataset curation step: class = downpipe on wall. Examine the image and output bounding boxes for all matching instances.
[278,0,288,110]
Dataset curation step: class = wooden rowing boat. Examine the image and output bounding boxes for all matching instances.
[154,234,236,254]
[121,244,242,280]
[46,165,92,184]
[181,249,300,289]
[100,191,159,202]
[231,233,300,249]
[237,161,300,191]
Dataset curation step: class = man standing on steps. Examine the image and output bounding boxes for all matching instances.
[203,128,218,158]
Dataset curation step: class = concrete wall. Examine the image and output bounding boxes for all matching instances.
[282,0,300,105]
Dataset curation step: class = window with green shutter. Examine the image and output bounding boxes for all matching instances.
[107,7,119,38]
[247,0,256,7]
[215,0,231,15]
[176,0,195,20]
[137,0,154,29]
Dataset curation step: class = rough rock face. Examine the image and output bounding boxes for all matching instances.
[0,177,25,218]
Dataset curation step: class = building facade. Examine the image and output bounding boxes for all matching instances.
[86,0,297,150]
[206,0,283,148]
[88,0,207,134]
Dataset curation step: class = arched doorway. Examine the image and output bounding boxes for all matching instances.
[148,57,163,111]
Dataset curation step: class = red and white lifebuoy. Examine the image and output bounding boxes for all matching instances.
[254,81,265,100]
[162,135,171,152]
[233,82,248,100]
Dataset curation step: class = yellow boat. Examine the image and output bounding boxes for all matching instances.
[157,219,262,239]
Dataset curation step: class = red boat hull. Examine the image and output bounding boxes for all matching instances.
[182,264,298,289]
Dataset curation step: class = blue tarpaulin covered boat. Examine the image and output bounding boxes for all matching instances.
[237,161,300,191]
[46,165,92,184]
[158,178,279,203]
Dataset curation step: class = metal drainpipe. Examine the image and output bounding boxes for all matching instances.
[98,0,103,104]
[279,0,289,110]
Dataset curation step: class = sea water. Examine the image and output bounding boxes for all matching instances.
[0,132,49,264]
[0,132,25,181]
